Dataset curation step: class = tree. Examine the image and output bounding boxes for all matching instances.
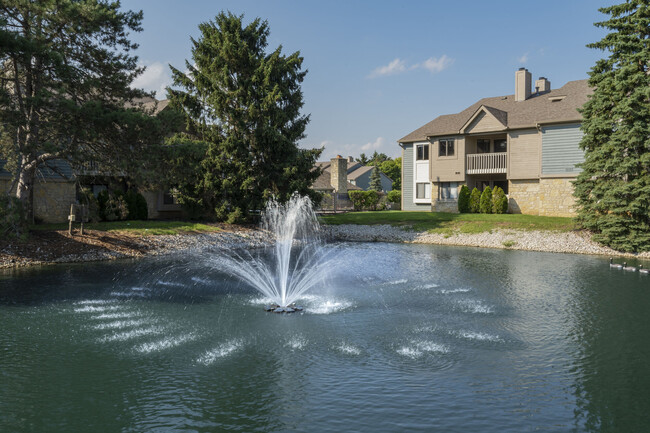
[380,157,401,190]
[573,1,650,252]
[0,0,159,221]
[469,188,481,213]
[491,186,508,214]
[458,185,470,213]
[369,167,382,192]
[356,153,369,165]
[167,12,322,222]
[479,186,493,214]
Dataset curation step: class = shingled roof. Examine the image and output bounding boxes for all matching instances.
[399,79,591,143]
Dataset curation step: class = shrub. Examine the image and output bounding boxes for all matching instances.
[479,186,493,214]
[0,195,26,239]
[387,190,401,204]
[78,188,100,222]
[364,190,380,210]
[226,207,244,224]
[124,190,149,220]
[458,185,470,213]
[135,192,149,220]
[97,189,109,220]
[469,188,481,213]
[104,194,128,221]
[492,186,508,214]
[348,190,364,211]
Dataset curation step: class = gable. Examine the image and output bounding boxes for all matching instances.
[462,109,506,134]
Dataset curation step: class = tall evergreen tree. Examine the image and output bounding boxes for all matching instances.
[369,166,382,192]
[167,12,321,222]
[574,1,650,252]
[0,0,158,221]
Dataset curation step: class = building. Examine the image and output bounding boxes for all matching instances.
[399,68,591,216]
[314,156,393,193]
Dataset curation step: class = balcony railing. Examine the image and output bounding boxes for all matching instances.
[466,152,507,174]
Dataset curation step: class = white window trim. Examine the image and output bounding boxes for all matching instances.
[413,141,431,204]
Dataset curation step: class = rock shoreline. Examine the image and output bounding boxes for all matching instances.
[323,224,650,259]
[2,223,648,270]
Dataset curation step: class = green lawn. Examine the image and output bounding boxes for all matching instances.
[30,220,221,236]
[319,211,576,234]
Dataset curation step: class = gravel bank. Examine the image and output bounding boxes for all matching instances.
[323,224,650,259]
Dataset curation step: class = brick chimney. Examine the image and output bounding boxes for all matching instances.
[330,155,348,193]
[535,76,551,93]
[515,68,531,102]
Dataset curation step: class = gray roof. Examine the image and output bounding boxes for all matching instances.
[399,79,591,142]
[311,170,362,191]
[0,159,74,181]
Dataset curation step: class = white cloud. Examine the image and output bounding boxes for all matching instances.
[369,55,453,78]
[361,137,386,151]
[420,55,454,73]
[517,53,529,64]
[368,58,407,78]
[131,61,171,98]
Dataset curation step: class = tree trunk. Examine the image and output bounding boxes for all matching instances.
[15,155,36,223]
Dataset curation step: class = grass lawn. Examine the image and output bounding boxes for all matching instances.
[319,211,577,234]
[30,220,221,236]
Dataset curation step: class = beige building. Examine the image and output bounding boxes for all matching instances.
[399,68,591,217]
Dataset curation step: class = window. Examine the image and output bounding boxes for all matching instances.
[440,182,458,200]
[416,144,429,160]
[493,180,509,194]
[416,182,430,199]
[162,190,176,205]
[494,139,507,153]
[477,139,490,154]
[439,138,455,157]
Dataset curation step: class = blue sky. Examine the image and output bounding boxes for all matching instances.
[122,0,613,160]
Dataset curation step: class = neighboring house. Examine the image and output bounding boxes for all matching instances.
[312,156,362,207]
[399,68,591,216]
[315,156,393,193]
[1,97,183,223]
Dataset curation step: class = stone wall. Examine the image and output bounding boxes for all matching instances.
[1,178,76,223]
[508,177,576,217]
[432,200,458,213]
[508,179,540,214]
[33,181,77,223]
[538,177,576,217]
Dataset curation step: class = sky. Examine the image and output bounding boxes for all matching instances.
[122,0,614,161]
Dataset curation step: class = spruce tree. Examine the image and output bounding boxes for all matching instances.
[168,12,322,222]
[574,1,650,252]
[369,167,383,192]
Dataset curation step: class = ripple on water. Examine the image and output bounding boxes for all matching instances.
[397,341,449,359]
[454,330,503,343]
[135,333,196,354]
[92,319,152,330]
[74,299,117,306]
[99,326,164,343]
[455,299,494,314]
[299,295,353,315]
[437,288,471,295]
[92,311,142,320]
[197,339,244,365]
[385,279,408,285]
[336,343,361,356]
[286,336,308,350]
[74,305,122,313]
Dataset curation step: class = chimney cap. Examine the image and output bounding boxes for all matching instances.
[538,76,547,80]
[518,67,527,71]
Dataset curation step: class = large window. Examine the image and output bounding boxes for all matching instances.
[439,138,455,157]
[416,144,429,160]
[494,139,507,153]
[416,182,430,199]
[440,182,458,200]
[477,139,490,154]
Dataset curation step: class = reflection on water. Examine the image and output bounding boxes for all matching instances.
[1,243,649,432]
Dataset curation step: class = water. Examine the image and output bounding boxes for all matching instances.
[1,243,650,432]
[215,195,333,307]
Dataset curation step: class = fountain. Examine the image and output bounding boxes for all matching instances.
[217,194,334,312]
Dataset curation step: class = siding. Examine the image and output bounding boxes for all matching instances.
[401,144,430,211]
[431,136,465,182]
[508,129,540,179]
[541,124,584,175]
[465,111,503,134]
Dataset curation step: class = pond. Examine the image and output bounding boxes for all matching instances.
[1,243,649,432]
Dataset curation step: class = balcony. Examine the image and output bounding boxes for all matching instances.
[466,152,507,174]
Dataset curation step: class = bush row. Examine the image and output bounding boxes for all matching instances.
[458,185,508,214]
[89,189,148,222]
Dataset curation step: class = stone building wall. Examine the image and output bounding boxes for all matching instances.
[33,181,77,223]
[538,178,576,217]
[2,178,76,223]
[508,179,540,214]
[508,178,576,217]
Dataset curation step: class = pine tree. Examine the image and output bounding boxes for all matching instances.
[369,167,383,192]
[469,188,481,213]
[491,186,508,214]
[574,1,650,252]
[458,185,470,213]
[479,187,493,214]
[168,12,322,222]
[0,1,159,222]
